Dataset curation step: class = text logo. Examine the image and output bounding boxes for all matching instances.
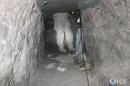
[110,79,127,85]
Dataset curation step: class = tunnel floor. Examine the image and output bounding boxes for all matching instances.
[31,54,95,86]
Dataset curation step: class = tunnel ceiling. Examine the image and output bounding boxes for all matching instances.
[37,0,101,16]
[38,0,79,16]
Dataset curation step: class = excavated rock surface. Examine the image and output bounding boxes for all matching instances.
[81,0,130,85]
[0,0,44,86]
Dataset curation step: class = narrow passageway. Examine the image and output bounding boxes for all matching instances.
[38,8,91,86]
[0,0,130,86]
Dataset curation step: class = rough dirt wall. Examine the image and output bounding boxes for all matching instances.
[0,0,44,86]
[81,0,130,85]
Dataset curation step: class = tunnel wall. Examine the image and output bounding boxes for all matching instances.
[0,0,44,86]
[81,0,130,85]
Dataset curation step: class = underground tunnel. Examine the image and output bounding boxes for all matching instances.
[0,0,130,86]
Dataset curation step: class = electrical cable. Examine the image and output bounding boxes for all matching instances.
[75,21,90,86]
[79,11,90,86]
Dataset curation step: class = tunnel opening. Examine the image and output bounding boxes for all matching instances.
[44,10,83,56]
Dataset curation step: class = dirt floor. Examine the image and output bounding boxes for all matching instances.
[31,54,92,86]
